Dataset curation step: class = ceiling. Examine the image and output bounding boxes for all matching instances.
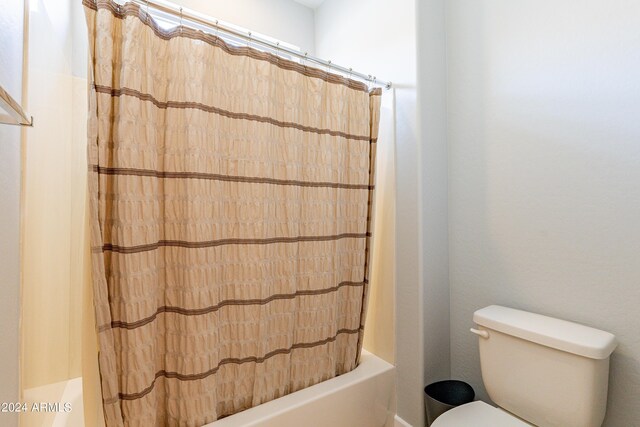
[292,0,326,9]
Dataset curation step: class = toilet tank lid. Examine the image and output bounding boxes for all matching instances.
[473,305,617,359]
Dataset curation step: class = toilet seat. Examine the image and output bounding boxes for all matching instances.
[431,401,533,427]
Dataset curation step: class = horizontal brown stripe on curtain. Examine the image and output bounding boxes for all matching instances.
[91,165,375,189]
[83,0,381,425]
[91,85,378,142]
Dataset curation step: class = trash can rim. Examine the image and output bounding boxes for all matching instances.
[424,379,475,406]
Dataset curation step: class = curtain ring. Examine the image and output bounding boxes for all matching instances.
[303,52,308,67]
[275,41,281,63]
[348,67,353,81]
[145,0,149,22]
[247,31,252,49]
[215,20,219,39]
[326,60,332,75]
[179,7,183,33]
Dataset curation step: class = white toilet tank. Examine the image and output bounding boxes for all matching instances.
[473,305,617,427]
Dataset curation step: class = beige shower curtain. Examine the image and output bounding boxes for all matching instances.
[83,1,381,425]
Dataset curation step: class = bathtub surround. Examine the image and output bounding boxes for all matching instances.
[22,0,86,394]
[0,1,24,426]
[364,91,397,365]
[84,0,381,423]
[20,1,97,425]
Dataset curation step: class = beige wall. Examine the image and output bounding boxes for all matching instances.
[0,1,25,426]
[22,0,87,391]
[448,1,640,425]
[364,91,396,365]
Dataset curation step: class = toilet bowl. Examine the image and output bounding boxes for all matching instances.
[431,401,531,427]
[433,305,617,427]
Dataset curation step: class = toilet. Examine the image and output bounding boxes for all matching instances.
[433,305,617,427]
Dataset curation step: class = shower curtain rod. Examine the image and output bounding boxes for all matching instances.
[127,0,392,90]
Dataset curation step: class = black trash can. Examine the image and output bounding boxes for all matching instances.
[424,380,475,426]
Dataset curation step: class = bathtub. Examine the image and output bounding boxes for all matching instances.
[207,350,396,427]
[22,352,395,427]
[22,377,85,427]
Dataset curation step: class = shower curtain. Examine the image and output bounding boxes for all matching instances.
[83,1,381,425]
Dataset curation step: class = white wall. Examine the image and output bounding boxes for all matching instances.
[0,1,24,426]
[171,0,315,54]
[315,1,427,425]
[447,1,640,426]
[417,0,450,393]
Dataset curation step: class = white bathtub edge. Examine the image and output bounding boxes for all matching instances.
[208,350,395,427]
[394,414,413,427]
